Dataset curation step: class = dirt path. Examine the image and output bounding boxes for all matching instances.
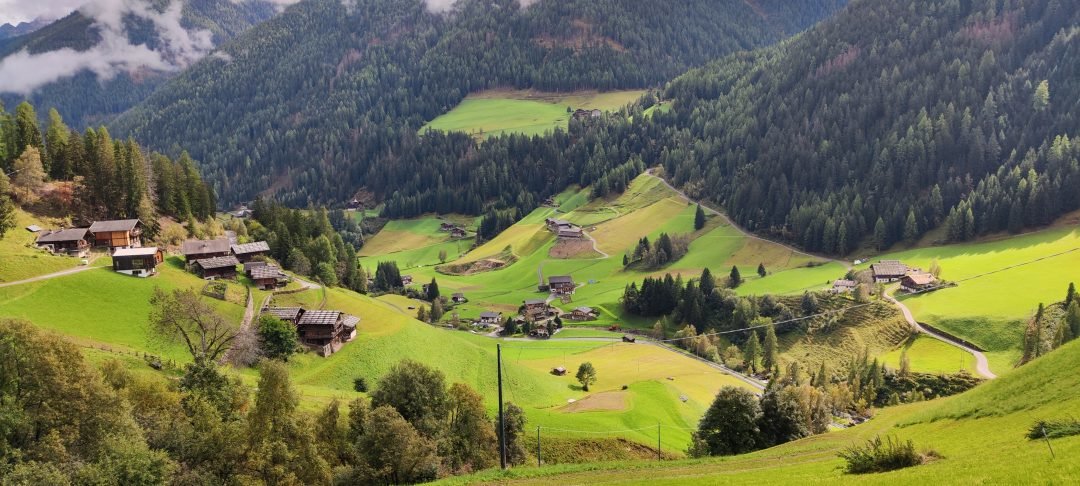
[642,169,851,270]
[0,265,103,288]
[885,293,997,379]
[584,232,610,259]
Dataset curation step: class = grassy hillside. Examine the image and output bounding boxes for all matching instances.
[422,89,646,139]
[875,226,1080,373]
[441,337,1080,484]
[0,209,83,283]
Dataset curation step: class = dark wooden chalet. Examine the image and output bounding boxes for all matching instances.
[250,265,289,290]
[548,275,575,294]
[111,247,163,277]
[557,227,583,239]
[566,306,597,321]
[230,241,271,262]
[35,228,90,256]
[89,219,142,249]
[181,238,232,262]
[296,310,357,356]
[523,299,550,320]
[193,256,240,279]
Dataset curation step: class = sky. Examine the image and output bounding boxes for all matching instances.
[0,0,85,25]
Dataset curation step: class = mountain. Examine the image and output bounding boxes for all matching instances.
[0,0,279,128]
[656,0,1080,252]
[0,17,53,40]
[110,0,846,206]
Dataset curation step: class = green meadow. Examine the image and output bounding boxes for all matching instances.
[444,336,1080,484]
[0,209,84,283]
[422,89,645,139]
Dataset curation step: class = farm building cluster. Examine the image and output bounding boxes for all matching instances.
[469,273,598,338]
[545,218,583,239]
[33,219,145,257]
[180,237,279,285]
[262,306,359,356]
[830,260,941,295]
[438,221,468,239]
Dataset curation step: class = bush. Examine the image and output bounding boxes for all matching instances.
[839,436,935,474]
[353,377,369,393]
[1028,419,1080,440]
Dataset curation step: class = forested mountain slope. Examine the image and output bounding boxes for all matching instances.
[110,0,845,206]
[658,0,1080,252]
[0,0,277,128]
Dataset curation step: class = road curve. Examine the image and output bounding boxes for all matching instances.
[885,293,997,379]
[642,169,851,270]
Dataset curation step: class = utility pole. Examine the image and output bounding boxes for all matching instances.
[537,426,542,467]
[498,344,507,470]
[657,423,661,461]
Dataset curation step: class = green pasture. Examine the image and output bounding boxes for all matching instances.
[881,335,977,375]
[0,209,83,283]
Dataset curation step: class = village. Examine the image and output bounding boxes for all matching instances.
[30,217,360,357]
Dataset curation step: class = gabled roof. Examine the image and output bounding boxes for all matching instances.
[341,315,361,329]
[25,225,41,232]
[549,275,573,284]
[480,311,502,319]
[298,310,343,326]
[112,247,160,257]
[36,228,89,243]
[264,307,303,321]
[870,260,907,276]
[574,306,594,313]
[181,238,231,256]
[833,279,858,288]
[250,265,288,280]
[903,273,936,285]
[195,255,240,270]
[89,219,140,233]
[524,299,547,306]
[231,241,270,255]
[452,292,465,298]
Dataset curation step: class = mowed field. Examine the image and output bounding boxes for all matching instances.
[875,226,1080,373]
[0,209,84,283]
[445,337,1080,485]
[422,89,645,139]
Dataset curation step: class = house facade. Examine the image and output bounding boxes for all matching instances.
[478,311,503,325]
[111,247,163,277]
[548,275,575,294]
[566,306,598,321]
[900,273,937,293]
[296,310,358,356]
[870,260,908,283]
[193,256,240,279]
[523,299,551,320]
[89,219,142,249]
[35,228,90,256]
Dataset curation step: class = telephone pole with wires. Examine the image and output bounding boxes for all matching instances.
[497,343,507,470]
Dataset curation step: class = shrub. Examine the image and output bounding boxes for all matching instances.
[353,377,369,393]
[1028,419,1080,440]
[839,436,935,474]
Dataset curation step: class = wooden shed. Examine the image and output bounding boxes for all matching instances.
[193,256,240,280]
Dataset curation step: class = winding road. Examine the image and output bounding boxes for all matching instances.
[885,293,997,379]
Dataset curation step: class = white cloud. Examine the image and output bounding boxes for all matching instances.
[422,0,540,14]
[0,0,219,95]
[0,0,85,26]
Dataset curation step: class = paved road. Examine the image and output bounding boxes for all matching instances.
[0,265,103,288]
[642,169,851,270]
[885,293,997,379]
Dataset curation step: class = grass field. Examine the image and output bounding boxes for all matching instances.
[422,89,645,139]
[443,337,1080,484]
[881,335,977,375]
[877,227,1080,373]
[0,209,83,283]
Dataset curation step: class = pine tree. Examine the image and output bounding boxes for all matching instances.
[1066,301,1080,344]
[762,322,778,372]
[417,306,428,322]
[757,263,766,278]
[0,171,15,239]
[700,267,715,296]
[694,203,706,230]
[427,278,440,301]
[1066,282,1076,306]
[744,331,761,373]
[431,299,445,322]
[729,266,742,288]
[903,209,919,242]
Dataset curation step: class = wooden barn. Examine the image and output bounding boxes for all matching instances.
[249,265,289,290]
[262,306,304,325]
[548,275,575,294]
[181,238,232,262]
[111,247,164,277]
[193,256,240,280]
[296,310,358,356]
[35,228,90,256]
[89,219,142,249]
[230,241,270,262]
[900,273,937,293]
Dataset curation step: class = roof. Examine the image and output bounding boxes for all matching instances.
[264,307,303,321]
[89,219,140,233]
[250,265,288,280]
[574,306,594,313]
[36,227,89,243]
[341,315,360,329]
[244,261,267,271]
[25,225,41,232]
[833,279,858,288]
[870,260,907,276]
[452,292,465,298]
[231,241,270,255]
[112,247,160,257]
[298,310,343,326]
[524,299,547,306]
[182,238,231,256]
[903,273,936,285]
[195,256,240,270]
[480,311,502,319]
[557,228,582,237]
[549,276,573,285]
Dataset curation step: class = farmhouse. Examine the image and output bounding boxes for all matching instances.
[571,108,602,121]
[450,227,467,238]
[347,198,361,210]
[296,310,358,356]
[35,228,90,256]
[557,226,583,239]
[900,273,938,293]
[548,275,575,294]
[401,275,414,285]
[249,265,290,290]
[193,256,240,280]
[831,279,859,293]
[530,326,549,338]
[477,311,503,325]
[111,247,163,277]
[452,292,467,303]
[523,299,551,320]
[181,238,232,262]
[870,260,908,283]
[566,306,598,321]
[230,241,270,262]
[89,219,142,249]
